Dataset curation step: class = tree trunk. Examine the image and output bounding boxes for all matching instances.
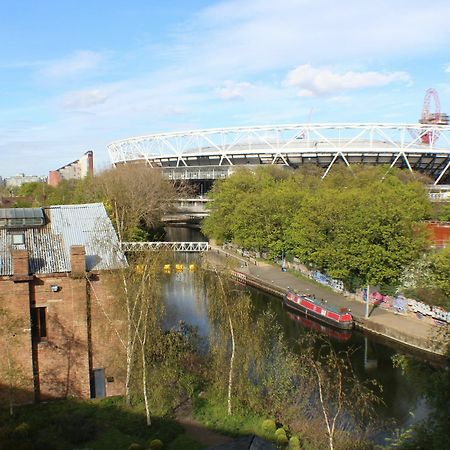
[141,339,151,426]
[227,313,236,416]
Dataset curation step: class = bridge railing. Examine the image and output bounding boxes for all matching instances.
[120,241,209,252]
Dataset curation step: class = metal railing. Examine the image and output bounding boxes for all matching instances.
[120,241,209,252]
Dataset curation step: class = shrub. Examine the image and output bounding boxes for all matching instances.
[261,419,276,434]
[13,422,31,439]
[289,435,301,449]
[128,444,143,450]
[149,439,164,449]
[275,427,289,444]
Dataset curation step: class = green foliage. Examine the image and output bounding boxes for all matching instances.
[129,444,144,450]
[0,397,185,450]
[288,435,301,449]
[148,438,164,449]
[261,419,276,434]
[401,246,450,309]
[12,422,30,439]
[193,396,265,437]
[275,427,288,444]
[203,165,432,289]
[428,246,450,301]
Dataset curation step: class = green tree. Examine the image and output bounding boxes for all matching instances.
[287,166,430,288]
[95,165,177,241]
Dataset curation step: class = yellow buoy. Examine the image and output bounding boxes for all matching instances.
[175,263,184,272]
[189,264,196,272]
[163,264,171,273]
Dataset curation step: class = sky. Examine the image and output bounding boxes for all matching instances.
[1,0,450,177]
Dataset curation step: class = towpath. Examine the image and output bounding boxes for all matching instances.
[207,244,448,358]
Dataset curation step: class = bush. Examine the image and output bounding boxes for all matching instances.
[261,419,276,434]
[129,444,143,450]
[289,435,301,449]
[275,427,289,444]
[149,438,164,449]
[13,422,31,439]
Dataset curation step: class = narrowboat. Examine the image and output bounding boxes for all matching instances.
[284,291,353,330]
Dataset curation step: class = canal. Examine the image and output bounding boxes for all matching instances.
[163,225,448,443]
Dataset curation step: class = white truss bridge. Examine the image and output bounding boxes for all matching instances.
[120,241,209,252]
[107,123,450,184]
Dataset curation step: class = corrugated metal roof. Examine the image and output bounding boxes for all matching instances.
[0,203,126,276]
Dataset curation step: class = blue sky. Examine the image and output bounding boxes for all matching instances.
[1,0,450,176]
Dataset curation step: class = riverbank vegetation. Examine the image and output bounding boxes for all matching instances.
[202,166,449,307]
[0,396,195,450]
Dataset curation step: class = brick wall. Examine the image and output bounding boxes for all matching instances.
[0,277,35,405]
[88,273,126,397]
[0,246,126,404]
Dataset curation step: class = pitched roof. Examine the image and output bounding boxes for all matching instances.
[0,203,126,275]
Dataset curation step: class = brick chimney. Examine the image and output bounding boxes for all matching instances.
[12,249,32,282]
[70,245,86,277]
[48,170,61,187]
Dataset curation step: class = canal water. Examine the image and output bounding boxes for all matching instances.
[162,226,446,442]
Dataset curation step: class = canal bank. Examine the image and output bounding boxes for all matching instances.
[206,243,449,359]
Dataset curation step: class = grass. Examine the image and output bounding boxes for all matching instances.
[193,395,274,441]
[0,396,203,450]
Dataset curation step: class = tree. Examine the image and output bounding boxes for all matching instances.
[300,337,381,450]
[95,165,178,241]
[196,266,254,416]
[286,166,431,289]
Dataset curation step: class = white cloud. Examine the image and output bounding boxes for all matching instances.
[284,65,411,97]
[62,88,109,109]
[184,0,450,79]
[40,50,103,79]
[216,81,254,100]
[445,65,450,73]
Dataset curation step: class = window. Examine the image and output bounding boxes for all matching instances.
[12,233,25,245]
[31,307,47,342]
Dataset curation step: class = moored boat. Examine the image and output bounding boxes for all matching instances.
[284,291,353,330]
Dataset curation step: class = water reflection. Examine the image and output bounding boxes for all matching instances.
[161,226,444,441]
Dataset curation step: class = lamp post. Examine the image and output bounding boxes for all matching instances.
[365,283,370,318]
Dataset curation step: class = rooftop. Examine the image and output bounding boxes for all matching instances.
[0,203,126,276]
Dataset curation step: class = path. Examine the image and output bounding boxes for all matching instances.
[208,245,448,357]
[174,398,233,448]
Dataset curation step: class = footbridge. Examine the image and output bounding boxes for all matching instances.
[107,123,450,184]
[120,241,209,252]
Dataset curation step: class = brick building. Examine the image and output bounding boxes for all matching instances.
[0,204,127,404]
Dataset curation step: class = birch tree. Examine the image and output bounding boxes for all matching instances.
[302,338,381,450]
[196,267,252,416]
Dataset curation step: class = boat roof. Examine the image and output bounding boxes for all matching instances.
[300,293,349,315]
